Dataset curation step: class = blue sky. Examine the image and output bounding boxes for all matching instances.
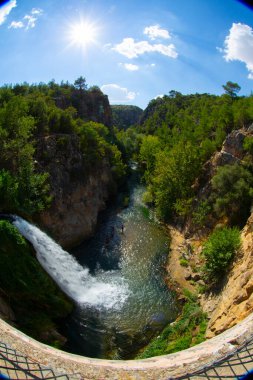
[0,0,252,109]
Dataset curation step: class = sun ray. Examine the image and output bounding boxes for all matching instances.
[67,20,98,49]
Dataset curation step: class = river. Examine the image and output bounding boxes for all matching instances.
[64,168,178,359]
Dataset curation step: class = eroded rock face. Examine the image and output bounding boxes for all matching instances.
[35,134,116,248]
[205,212,253,338]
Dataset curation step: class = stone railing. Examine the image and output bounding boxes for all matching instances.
[1,314,253,379]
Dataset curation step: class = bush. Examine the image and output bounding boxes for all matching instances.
[202,227,241,281]
[211,164,253,226]
[180,258,189,267]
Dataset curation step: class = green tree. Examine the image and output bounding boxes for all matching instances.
[222,81,241,98]
[211,164,253,225]
[139,135,161,182]
[74,76,87,91]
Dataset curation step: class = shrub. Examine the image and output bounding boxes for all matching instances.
[211,164,253,226]
[180,258,189,267]
[202,227,241,281]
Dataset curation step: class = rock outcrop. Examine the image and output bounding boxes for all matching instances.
[185,127,252,235]
[35,134,116,248]
[205,212,253,338]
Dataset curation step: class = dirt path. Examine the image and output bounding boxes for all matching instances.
[166,226,195,296]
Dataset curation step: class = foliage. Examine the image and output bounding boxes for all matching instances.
[222,81,241,98]
[244,136,253,155]
[192,200,212,227]
[130,89,253,224]
[211,164,253,225]
[0,221,72,346]
[153,141,201,220]
[137,291,207,358]
[202,227,241,282]
[112,105,143,130]
[0,80,127,215]
[180,258,189,267]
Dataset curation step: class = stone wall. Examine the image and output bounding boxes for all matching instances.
[1,312,253,379]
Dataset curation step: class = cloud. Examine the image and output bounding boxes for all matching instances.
[113,37,178,59]
[8,20,23,28]
[223,23,253,79]
[31,8,43,15]
[144,24,171,40]
[24,14,37,29]
[8,7,43,30]
[101,84,137,103]
[0,0,16,25]
[120,63,139,71]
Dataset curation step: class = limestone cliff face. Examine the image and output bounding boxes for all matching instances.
[35,134,116,248]
[205,212,253,338]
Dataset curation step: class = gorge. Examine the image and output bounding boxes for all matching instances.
[1,81,253,366]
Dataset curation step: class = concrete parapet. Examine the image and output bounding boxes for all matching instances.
[1,314,253,379]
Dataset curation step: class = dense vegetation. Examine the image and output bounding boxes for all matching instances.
[137,291,207,358]
[0,220,72,346]
[111,105,143,130]
[0,78,126,217]
[202,227,241,285]
[124,86,253,227]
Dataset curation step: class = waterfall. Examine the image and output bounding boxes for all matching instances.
[13,216,129,309]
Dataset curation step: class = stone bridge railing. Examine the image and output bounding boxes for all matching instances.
[1,314,253,379]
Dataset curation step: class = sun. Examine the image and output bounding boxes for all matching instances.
[68,21,98,49]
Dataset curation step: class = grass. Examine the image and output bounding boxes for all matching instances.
[136,290,208,359]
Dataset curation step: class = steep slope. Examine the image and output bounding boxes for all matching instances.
[205,212,253,337]
[35,134,117,248]
[112,105,143,130]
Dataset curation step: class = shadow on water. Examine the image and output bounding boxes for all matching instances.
[63,167,178,359]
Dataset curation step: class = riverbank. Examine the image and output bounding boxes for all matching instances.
[165,226,199,298]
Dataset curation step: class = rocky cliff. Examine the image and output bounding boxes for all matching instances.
[204,212,253,338]
[35,134,116,248]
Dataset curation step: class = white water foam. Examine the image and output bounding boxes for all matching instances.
[13,216,129,309]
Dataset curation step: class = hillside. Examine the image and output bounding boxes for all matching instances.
[0,80,126,246]
[112,105,143,130]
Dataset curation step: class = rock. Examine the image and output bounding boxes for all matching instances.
[192,273,201,281]
[185,272,192,281]
[35,135,116,248]
[0,295,15,322]
[206,212,253,337]
[222,130,246,159]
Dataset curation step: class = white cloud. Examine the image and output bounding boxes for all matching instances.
[101,84,137,103]
[223,23,253,79]
[31,8,43,15]
[120,63,139,71]
[24,14,37,29]
[113,37,178,59]
[0,0,16,25]
[8,7,43,30]
[144,24,171,40]
[8,20,24,28]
